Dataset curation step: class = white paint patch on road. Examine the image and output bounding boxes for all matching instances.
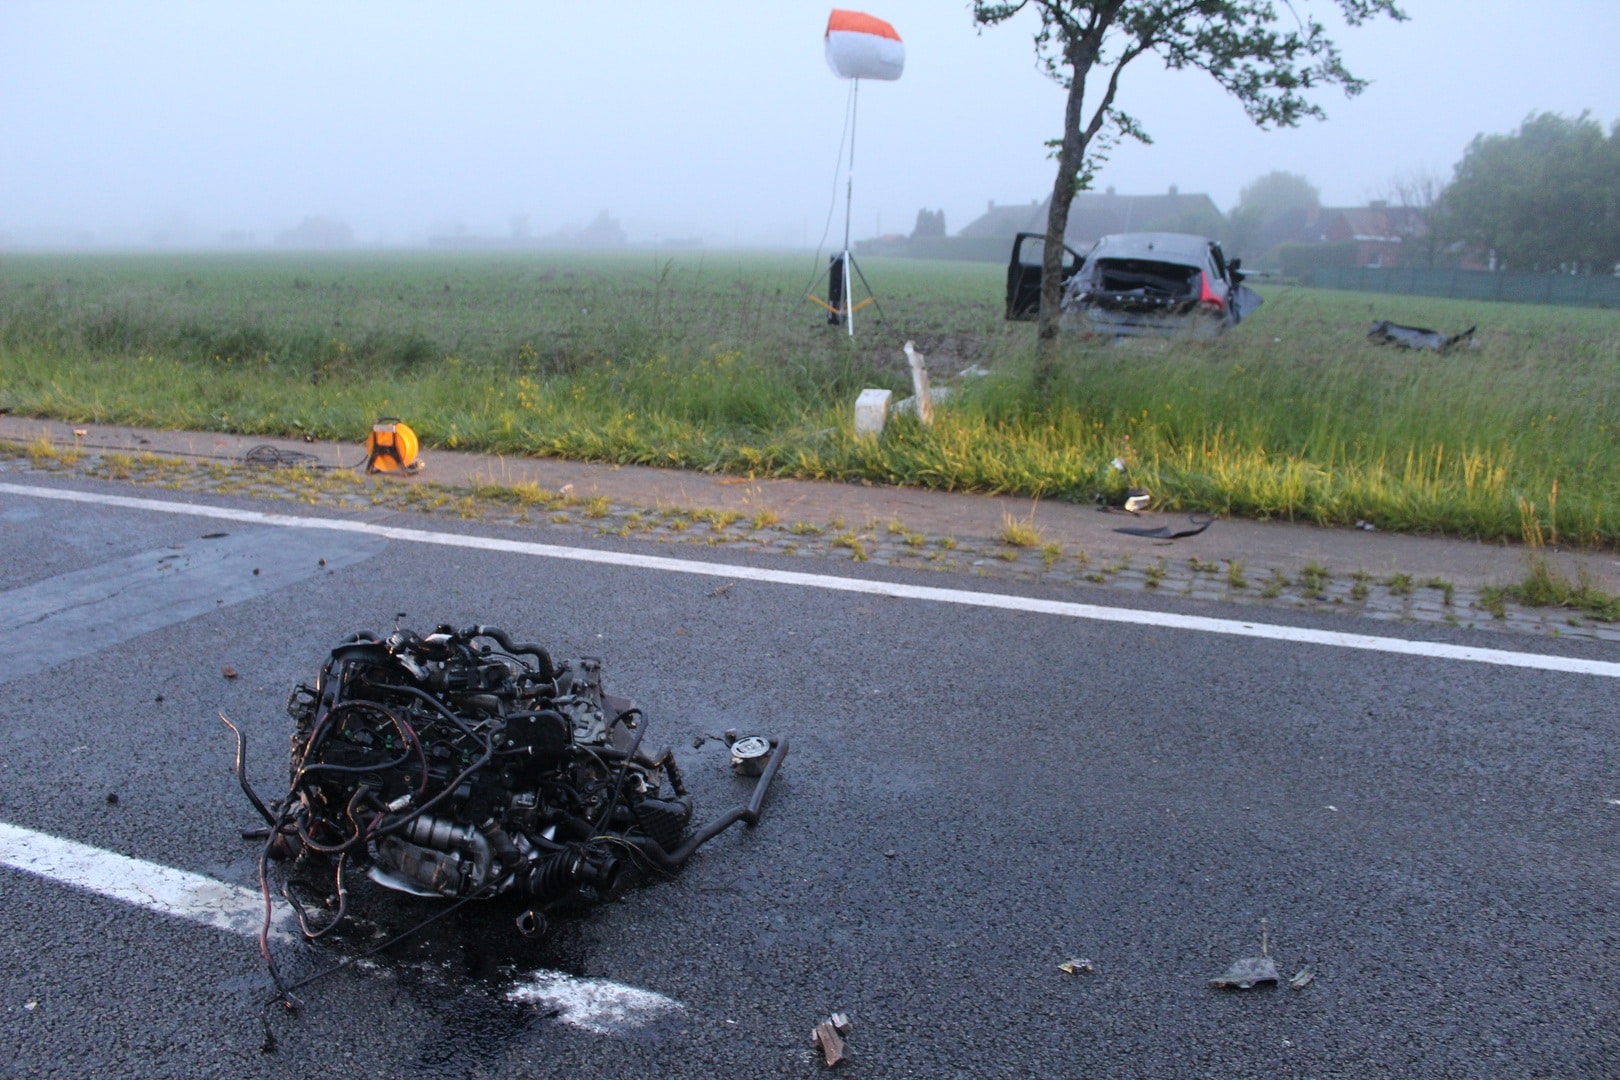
[507,972,685,1035]
[5,482,1618,680]
[0,819,682,1035]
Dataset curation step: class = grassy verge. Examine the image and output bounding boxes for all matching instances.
[3,250,1618,546]
[1481,556,1620,621]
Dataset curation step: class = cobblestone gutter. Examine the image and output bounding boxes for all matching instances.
[4,439,1615,645]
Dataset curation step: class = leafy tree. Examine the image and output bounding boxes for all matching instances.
[1225,169,1319,260]
[971,0,1406,366]
[1440,112,1620,273]
[911,208,947,238]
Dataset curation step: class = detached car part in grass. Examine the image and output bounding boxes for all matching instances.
[1006,231,1262,337]
[1367,320,1476,351]
[225,624,787,981]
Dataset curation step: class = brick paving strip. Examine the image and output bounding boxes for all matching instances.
[3,416,1618,644]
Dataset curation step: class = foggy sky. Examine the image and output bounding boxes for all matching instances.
[2,1,1615,248]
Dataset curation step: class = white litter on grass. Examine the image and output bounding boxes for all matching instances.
[507,971,684,1035]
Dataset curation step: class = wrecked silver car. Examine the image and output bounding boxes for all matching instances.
[1055,232,1261,337]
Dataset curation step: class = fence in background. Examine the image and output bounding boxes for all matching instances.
[1311,267,1620,308]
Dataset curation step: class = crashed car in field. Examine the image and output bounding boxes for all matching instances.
[1006,231,1261,337]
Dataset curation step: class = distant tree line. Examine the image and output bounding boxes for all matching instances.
[1440,112,1620,274]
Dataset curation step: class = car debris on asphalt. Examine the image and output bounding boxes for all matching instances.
[222,622,789,1006]
[1115,513,1216,540]
[813,1012,852,1067]
[1211,919,1280,990]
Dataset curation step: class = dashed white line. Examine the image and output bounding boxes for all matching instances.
[4,481,1618,679]
[0,819,683,1034]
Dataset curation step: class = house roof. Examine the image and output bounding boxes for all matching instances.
[958,189,1222,243]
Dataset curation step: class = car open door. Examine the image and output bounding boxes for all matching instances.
[1005,232,1084,321]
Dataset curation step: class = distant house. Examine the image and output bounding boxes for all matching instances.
[275,216,354,248]
[958,186,1224,248]
[1313,203,1426,269]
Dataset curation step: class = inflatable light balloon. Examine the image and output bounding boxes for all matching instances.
[824,9,904,81]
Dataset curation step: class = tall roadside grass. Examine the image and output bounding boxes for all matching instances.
[2,251,1617,546]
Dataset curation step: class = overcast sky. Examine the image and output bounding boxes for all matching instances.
[2,1,1615,247]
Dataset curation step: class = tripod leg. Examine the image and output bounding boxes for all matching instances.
[848,255,887,325]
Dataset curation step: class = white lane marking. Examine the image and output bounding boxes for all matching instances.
[4,481,1617,679]
[0,819,284,940]
[0,819,683,1034]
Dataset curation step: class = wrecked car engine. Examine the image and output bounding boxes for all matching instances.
[227,624,786,961]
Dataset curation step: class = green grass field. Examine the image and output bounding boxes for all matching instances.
[2,249,1617,546]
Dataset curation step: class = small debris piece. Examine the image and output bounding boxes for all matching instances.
[1115,514,1216,540]
[829,1012,852,1036]
[200,532,228,540]
[1289,965,1315,990]
[24,1001,37,1011]
[252,568,260,576]
[1210,955,1279,990]
[1355,520,1377,532]
[1058,958,1095,975]
[883,849,897,858]
[1211,918,1279,989]
[709,582,735,598]
[813,1020,847,1067]
[105,793,119,806]
[73,428,88,437]
[223,666,239,679]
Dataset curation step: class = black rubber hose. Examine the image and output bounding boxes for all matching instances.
[219,713,278,828]
[624,738,789,869]
[471,626,554,681]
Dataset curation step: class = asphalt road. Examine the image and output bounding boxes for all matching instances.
[2,475,1617,1078]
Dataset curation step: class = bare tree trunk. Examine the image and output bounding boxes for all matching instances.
[1034,61,1093,385]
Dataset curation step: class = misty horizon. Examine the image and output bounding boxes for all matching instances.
[3,2,1615,252]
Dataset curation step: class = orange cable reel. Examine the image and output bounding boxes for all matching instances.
[363,417,424,474]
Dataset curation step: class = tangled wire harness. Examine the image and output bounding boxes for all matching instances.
[224,623,787,1005]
